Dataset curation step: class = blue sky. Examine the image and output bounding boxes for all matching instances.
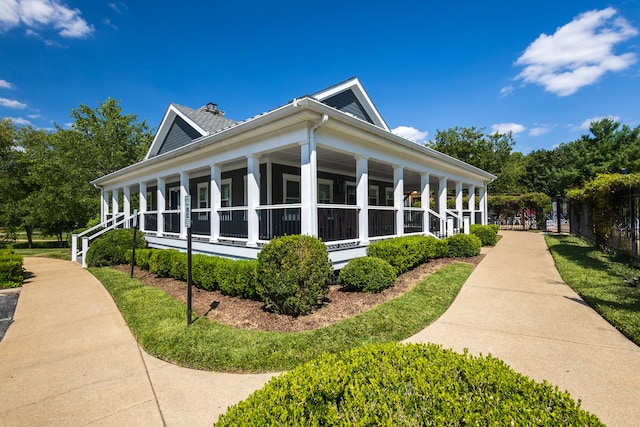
[1,1,639,154]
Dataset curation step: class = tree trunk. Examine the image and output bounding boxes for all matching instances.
[25,225,33,249]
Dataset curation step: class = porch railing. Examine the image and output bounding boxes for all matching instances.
[191,208,211,236]
[258,205,301,240]
[219,207,248,239]
[369,207,395,237]
[318,205,359,242]
[163,210,180,234]
[71,213,129,268]
[404,208,424,234]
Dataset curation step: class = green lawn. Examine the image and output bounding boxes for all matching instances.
[546,234,640,345]
[90,262,472,373]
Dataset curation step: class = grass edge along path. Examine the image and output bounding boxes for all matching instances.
[546,234,640,346]
[90,262,472,373]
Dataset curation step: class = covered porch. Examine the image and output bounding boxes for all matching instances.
[96,141,489,268]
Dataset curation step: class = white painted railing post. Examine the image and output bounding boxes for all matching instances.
[81,237,89,268]
[71,234,78,262]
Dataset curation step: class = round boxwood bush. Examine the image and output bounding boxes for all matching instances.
[86,228,146,267]
[215,342,603,426]
[338,256,396,293]
[447,233,482,257]
[470,224,498,246]
[256,234,333,316]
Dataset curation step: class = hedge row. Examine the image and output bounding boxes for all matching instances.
[133,248,258,299]
[366,232,484,276]
[215,342,602,426]
[0,249,23,289]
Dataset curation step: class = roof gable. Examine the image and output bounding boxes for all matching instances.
[311,77,389,131]
[145,104,237,159]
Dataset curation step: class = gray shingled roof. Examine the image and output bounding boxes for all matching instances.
[172,104,238,134]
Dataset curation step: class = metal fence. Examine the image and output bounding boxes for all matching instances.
[570,192,639,262]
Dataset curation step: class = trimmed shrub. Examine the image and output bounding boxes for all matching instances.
[367,235,444,275]
[215,342,603,426]
[0,250,23,289]
[134,248,157,270]
[256,235,333,316]
[217,259,258,299]
[433,238,450,258]
[86,229,146,267]
[338,256,396,293]
[148,249,181,277]
[447,233,482,257]
[470,224,498,246]
[191,253,221,291]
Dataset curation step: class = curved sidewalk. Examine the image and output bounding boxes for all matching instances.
[0,257,274,427]
[1,232,640,426]
[407,230,640,427]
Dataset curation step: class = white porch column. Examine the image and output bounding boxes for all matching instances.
[180,171,190,239]
[421,173,430,234]
[101,189,109,224]
[394,165,404,237]
[157,177,166,237]
[111,189,119,225]
[210,164,221,243]
[139,182,147,232]
[455,181,463,214]
[123,185,131,227]
[300,142,318,236]
[438,177,447,234]
[356,156,369,245]
[480,184,488,225]
[468,184,476,225]
[247,155,260,246]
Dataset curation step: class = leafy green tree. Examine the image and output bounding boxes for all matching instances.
[0,121,45,246]
[427,126,520,193]
[70,97,153,176]
[0,99,153,245]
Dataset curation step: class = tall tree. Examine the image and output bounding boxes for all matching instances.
[0,99,154,244]
[427,126,520,193]
[70,97,153,176]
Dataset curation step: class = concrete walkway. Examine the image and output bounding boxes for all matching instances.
[1,231,639,426]
[0,257,274,427]
[407,231,640,427]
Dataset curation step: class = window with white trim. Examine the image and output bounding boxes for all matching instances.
[368,185,379,206]
[318,179,333,204]
[220,179,232,207]
[283,174,300,204]
[385,187,394,207]
[197,182,209,208]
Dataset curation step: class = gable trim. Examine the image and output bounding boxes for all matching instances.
[311,77,389,131]
[145,104,209,159]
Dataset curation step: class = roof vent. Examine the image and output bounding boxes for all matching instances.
[202,102,225,116]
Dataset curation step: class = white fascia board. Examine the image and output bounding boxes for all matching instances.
[311,77,389,131]
[144,104,209,159]
[302,98,496,184]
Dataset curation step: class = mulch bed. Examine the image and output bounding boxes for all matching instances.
[114,255,482,332]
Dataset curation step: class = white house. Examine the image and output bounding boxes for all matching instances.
[77,78,495,268]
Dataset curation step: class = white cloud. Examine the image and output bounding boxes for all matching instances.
[529,127,550,136]
[515,7,638,96]
[0,79,14,89]
[574,115,619,131]
[7,116,33,126]
[391,125,428,143]
[0,97,27,109]
[500,85,514,96]
[491,123,526,135]
[0,0,94,38]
